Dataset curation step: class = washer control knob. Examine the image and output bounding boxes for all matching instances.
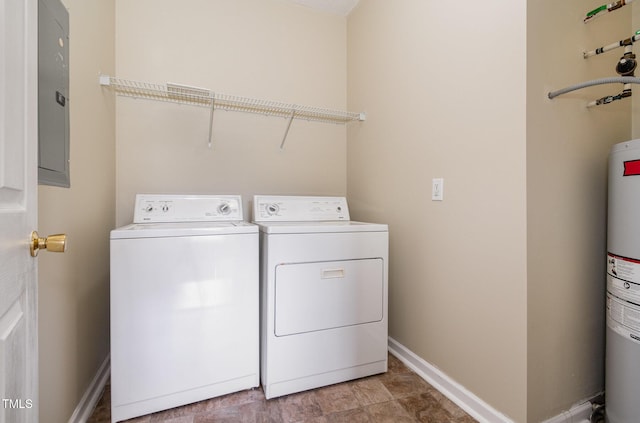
[218,202,231,215]
[161,204,169,212]
[145,205,154,212]
[266,203,279,215]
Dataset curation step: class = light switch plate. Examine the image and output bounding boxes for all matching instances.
[432,178,443,201]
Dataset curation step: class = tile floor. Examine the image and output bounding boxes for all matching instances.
[88,354,477,423]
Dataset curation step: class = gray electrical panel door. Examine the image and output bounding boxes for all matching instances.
[38,0,69,187]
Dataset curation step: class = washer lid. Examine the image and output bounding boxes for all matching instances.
[255,220,387,234]
[110,221,257,239]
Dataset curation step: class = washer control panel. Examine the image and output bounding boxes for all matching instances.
[134,194,243,223]
[253,195,350,222]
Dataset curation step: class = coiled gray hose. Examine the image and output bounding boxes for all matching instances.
[548,76,640,99]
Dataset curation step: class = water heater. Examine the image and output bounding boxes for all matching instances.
[606,139,640,423]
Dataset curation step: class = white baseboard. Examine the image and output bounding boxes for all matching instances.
[388,337,597,423]
[388,337,514,423]
[540,402,590,423]
[68,353,110,423]
[540,400,595,423]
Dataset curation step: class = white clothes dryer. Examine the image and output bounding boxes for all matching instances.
[253,195,388,399]
[110,195,259,423]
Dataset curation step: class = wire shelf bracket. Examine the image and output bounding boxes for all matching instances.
[99,75,366,149]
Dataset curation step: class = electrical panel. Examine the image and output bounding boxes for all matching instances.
[38,0,69,187]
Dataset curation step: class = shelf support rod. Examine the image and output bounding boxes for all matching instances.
[280,109,296,150]
[207,96,215,149]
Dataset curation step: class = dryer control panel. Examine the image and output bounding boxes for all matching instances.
[253,196,350,222]
[134,194,243,223]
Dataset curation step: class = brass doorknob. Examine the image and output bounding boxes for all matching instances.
[30,231,67,257]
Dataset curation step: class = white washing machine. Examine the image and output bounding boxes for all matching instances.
[110,194,259,423]
[252,195,388,399]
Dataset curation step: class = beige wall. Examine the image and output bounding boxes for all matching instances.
[527,1,630,421]
[37,1,115,422]
[114,0,349,226]
[347,1,528,421]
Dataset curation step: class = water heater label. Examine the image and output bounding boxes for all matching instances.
[623,159,640,176]
[607,293,640,344]
[607,253,640,284]
[608,275,640,304]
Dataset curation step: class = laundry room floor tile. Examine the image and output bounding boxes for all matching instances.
[379,372,433,399]
[275,390,323,422]
[350,378,394,406]
[314,383,360,414]
[87,354,477,423]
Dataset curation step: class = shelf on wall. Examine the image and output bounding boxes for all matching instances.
[99,75,365,148]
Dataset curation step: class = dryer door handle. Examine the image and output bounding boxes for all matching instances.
[321,268,345,279]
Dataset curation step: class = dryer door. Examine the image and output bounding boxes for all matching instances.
[274,258,383,336]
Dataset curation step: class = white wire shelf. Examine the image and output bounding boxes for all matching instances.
[99,75,365,148]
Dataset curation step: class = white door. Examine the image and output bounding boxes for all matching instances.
[0,0,39,422]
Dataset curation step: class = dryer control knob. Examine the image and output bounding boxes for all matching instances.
[218,203,231,215]
[145,205,154,212]
[266,203,279,215]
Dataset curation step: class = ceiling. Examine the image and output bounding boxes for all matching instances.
[286,0,360,16]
